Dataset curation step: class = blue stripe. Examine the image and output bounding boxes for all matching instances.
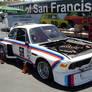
[65,75,68,86]
[5,39,26,46]
[30,45,64,59]
[0,39,25,47]
[1,39,64,59]
[52,60,62,70]
[0,39,65,70]
[0,39,4,41]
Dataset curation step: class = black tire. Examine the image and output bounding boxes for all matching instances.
[68,20,74,27]
[61,23,67,28]
[37,60,53,80]
[42,22,46,24]
[0,45,6,62]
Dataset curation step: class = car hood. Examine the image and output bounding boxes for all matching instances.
[40,38,92,58]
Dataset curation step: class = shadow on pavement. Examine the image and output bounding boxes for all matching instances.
[5,59,23,70]
[5,59,92,92]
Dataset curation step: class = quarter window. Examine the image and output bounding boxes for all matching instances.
[8,29,17,39]
[16,28,26,42]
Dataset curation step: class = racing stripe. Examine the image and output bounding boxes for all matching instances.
[65,75,68,86]
[30,47,62,60]
[15,54,35,65]
[51,60,62,70]
[0,39,64,69]
[30,45,64,59]
[65,75,74,87]
[0,39,64,59]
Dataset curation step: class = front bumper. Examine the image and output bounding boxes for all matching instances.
[53,66,92,87]
[65,67,92,86]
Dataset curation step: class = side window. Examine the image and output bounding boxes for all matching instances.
[46,15,51,19]
[52,15,57,19]
[8,29,17,39]
[16,28,26,42]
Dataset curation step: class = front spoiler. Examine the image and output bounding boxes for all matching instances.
[65,66,92,86]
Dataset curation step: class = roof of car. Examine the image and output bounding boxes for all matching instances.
[13,23,54,30]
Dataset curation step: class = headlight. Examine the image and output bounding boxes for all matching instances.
[69,58,91,70]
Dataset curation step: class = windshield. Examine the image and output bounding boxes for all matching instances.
[30,25,66,44]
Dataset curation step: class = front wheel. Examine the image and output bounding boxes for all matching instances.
[37,60,53,80]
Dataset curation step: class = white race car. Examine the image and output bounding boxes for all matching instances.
[0,24,92,87]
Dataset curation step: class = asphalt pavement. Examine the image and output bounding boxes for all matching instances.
[0,23,92,92]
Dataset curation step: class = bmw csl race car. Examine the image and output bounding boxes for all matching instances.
[0,24,92,87]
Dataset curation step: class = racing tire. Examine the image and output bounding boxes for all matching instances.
[0,45,6,64]
[37,60,53,80]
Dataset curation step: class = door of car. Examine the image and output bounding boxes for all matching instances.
[10,28,31,62]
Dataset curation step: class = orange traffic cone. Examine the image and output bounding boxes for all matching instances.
[22,63,29,74]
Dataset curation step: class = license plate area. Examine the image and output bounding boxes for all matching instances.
[74,68,92,86]
[80,68,92,80]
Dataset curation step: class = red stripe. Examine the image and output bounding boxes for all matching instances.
[51,60,59,68]
[2,40,62,67]
[3,41,27,48]
[71,75,74,86]
[3,40,61,59]
[15,54,34,65]
[30,48,61,60]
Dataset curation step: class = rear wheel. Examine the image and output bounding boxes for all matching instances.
[41,22,46,24]
[37,60,53,80]
[61,23,67,28]
[68,20,74,27]
[0,46,6,63]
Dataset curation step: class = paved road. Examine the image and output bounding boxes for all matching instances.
[0,61,92,92]
[0,25,92,92]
